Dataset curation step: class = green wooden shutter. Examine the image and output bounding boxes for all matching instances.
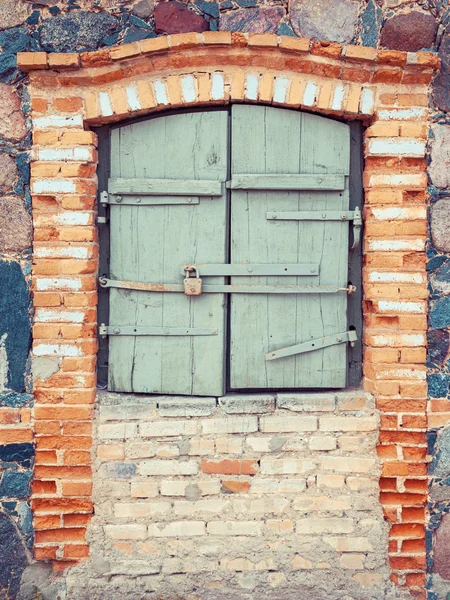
[107,111,229,396]
[229,105,351,389]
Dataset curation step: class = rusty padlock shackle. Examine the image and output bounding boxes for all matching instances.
[184,265,200,278]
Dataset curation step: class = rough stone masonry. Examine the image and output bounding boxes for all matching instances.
[0,0,449,599]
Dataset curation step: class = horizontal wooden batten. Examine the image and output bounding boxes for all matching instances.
[99,325,218,336]
[181,264,320,276]
[229,174,346,191]
[108,178,224,197]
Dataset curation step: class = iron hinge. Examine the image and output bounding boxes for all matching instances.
[265,330,358,361]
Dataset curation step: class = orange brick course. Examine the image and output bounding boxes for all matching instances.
[15,32,439,596]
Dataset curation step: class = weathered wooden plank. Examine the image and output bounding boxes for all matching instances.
[108,111,229,396]
[230,105,350,389]
[109,177,224,196]
[230,173,345,191]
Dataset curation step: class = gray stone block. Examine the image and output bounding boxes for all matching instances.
[429,125,450,189]
[219,394,275,414]
[158,396,217,417]
[277,393,336,412]
[431,199,450,253]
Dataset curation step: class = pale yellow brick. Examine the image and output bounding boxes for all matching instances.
[340,554,366,569]
[317,474,345,489]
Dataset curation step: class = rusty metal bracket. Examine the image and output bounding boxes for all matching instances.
[265,330,358,361]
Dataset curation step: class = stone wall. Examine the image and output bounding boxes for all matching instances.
[0,0,449,599]
[61,391,405,600]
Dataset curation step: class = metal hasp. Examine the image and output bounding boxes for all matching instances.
[267,207,362,251]
[99,324,218,338]
[100,277,356,295]
[265,330,358,361]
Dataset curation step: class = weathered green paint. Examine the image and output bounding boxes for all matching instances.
[230,105,350,389]
[108,111,228,396]
[107,106,352,394]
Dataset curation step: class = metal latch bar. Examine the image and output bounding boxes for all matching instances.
[265,330,358,361]
[99,325,218,337]
[229,174,346,191]
[267,209,359,221]
[181,264,319,277]
[100,278,356,295]
[101,194,200,206]
[108,178,224,197]
[267,207,362,251]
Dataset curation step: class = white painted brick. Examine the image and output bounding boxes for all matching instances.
[33,114,84,129]
[245,74,259,100]
[367,238,425,251]
[114,502,171,517]
[319,417,378,432]
[296,518,354,534]
[211,72,224,100]
[140,420,197,437]
[139,460,198,476]
[277,394,336,412]
[321,456,376,473]
[370,206,426,221]
[206,521,263,536]
[33,343,81,357]
[273,76,290,104]
[32,178,76,194]
[309,436,337,451]
[99,91,113,117]
[374,366,426,380]
[331,83,345,111]
[160,479,220,496]
[260,458,316,475]
[104,524,146,540]
[34,246,90,259]
[323,536,373,552]
[173,500,229,515]
[302,81,318,107]
[126,86,141,111]
[367,173,427,188]
[180,75,196,103]
[260,416,317,433]
[155,444,180,458]
[369,332,426,346]
[53,212,91,226]
[293,496,352,512]
[378,107,427,121]
[153,80,169,105]
[375,300,425,314]
[360,88,375,115]
[35,309,85,323]
[368,271,425,284]
[201,417,258,434]
[367,138,426,157]
[35,277,82,291]
[250,479,306,494]
[148,521,205,537]
[38,147,93,162]
[130,480,159,498]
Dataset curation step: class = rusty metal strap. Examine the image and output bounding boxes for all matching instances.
[100,278,356,295]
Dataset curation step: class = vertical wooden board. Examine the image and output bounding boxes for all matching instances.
[108,111,229,396]
[230,105,350,389]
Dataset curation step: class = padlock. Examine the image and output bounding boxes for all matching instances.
[184,266,202,296]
